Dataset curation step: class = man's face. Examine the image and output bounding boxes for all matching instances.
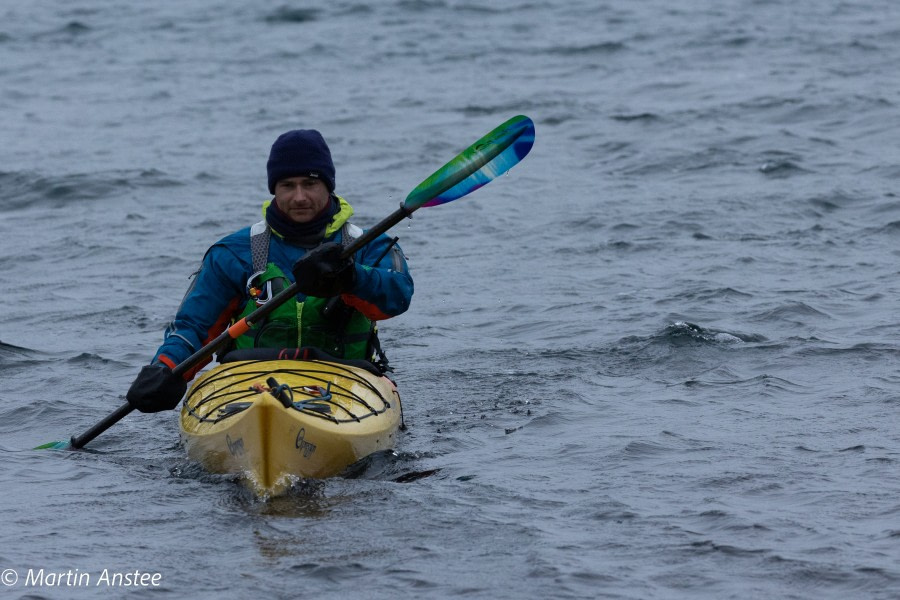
[273,176,331,223]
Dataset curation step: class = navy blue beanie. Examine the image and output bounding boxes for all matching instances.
[266,129,336,194]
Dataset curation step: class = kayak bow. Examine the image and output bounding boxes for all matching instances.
[180,358,402,496]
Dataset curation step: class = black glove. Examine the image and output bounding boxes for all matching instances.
[292,242,357,298]
[126,363,186,413]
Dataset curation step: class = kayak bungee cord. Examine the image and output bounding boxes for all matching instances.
[190,361,392,414]
[185,361,395,425]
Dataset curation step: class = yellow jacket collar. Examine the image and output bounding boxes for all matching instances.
[261,196,354,238]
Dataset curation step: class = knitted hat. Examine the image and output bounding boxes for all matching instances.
[266,129,336,193]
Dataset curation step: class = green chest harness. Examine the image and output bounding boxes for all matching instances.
[231,221,376,360]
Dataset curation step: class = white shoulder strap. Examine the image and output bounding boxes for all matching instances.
[342,222,363,248]
[249,220,270,273]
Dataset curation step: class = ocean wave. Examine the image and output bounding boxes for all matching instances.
[865,220,900,235]
[658,287,755,304]
[792,342,900,359]
[805,189,864,212]
[620,146,749,178]
[538,41,627,56]
[749,301,832,324]
[0,169,183,212]
[262,6,320,24]
[31,21,93,43]
[661,321,763,345]
[681,373,804,394]
[610,112,661,123]
[758,158,809,177]
[595,322,768,374]
[0,341,47,375]
[0,340,38,360]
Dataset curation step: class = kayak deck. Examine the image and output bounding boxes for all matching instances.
[179,359,402,496]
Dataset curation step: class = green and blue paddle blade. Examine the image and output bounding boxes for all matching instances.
[34,440,70,450]
[404,115,535,210]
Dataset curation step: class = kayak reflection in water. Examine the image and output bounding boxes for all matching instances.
[125,129,414,413]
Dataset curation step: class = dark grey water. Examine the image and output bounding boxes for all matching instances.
[2,1,900,598]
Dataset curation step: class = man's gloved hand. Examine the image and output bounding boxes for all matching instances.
[292,242,357,298]
[126,363,187,413]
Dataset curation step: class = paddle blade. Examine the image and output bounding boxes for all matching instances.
[34,440,71,450]
[404,115,535,210]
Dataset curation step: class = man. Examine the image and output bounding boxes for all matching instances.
[126,129,414,413]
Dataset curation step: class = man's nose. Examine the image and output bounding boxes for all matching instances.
[287,187,308,202]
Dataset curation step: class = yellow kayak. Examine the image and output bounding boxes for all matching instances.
[179,357,403,497]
